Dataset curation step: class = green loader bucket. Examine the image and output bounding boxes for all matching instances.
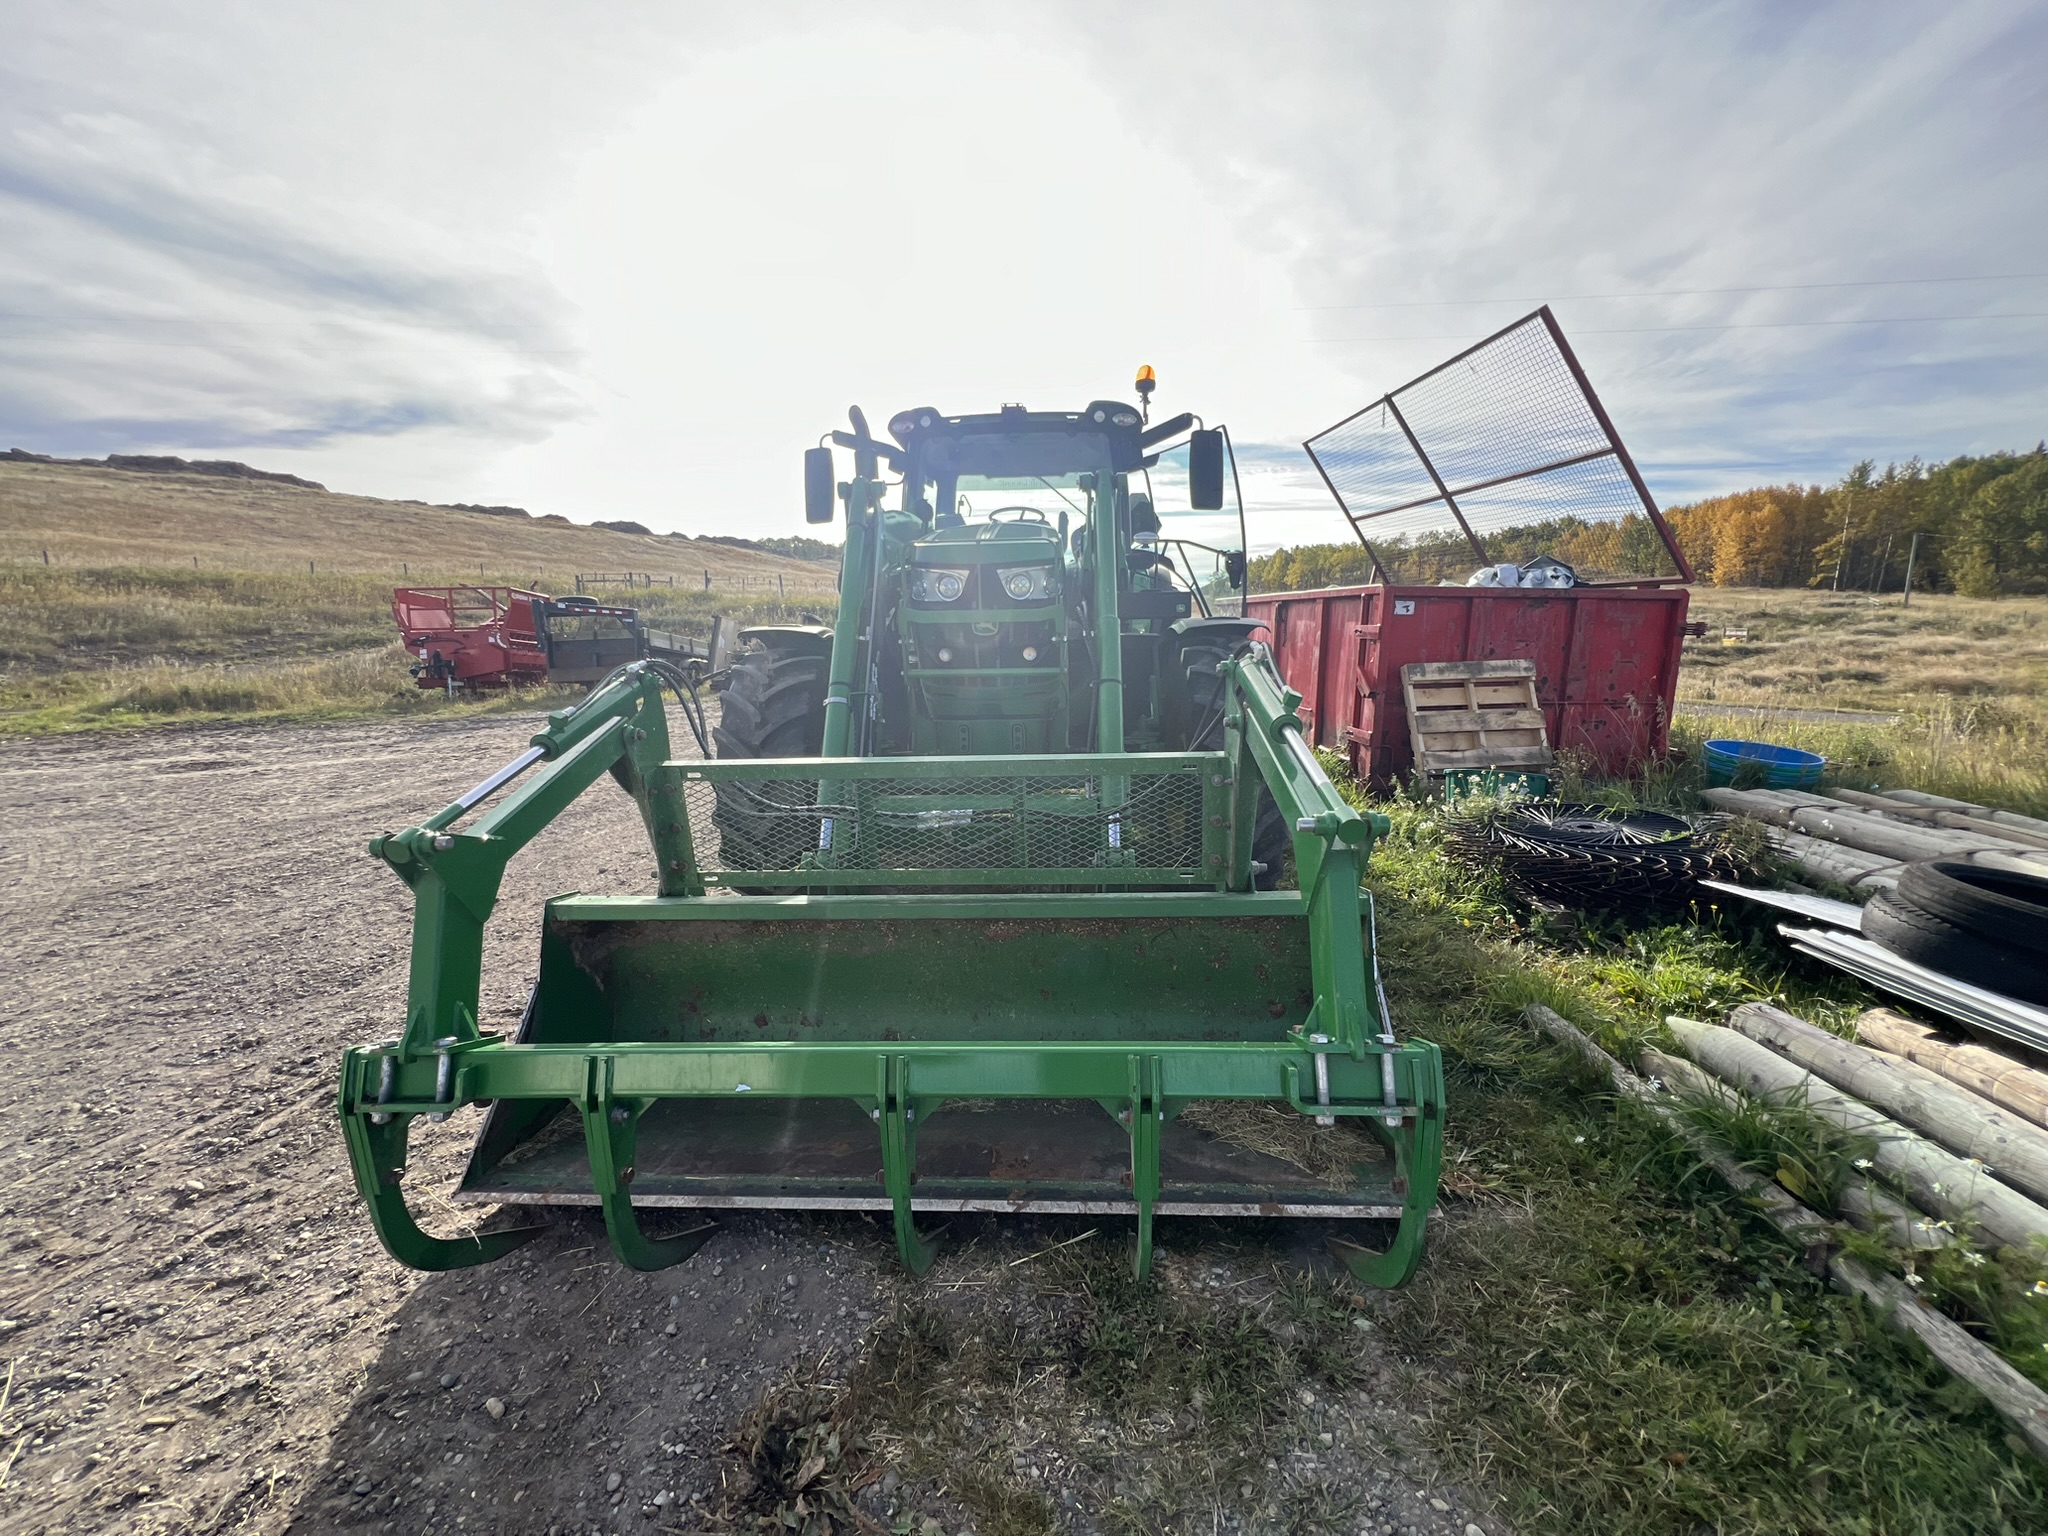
[339,659,1444,1284]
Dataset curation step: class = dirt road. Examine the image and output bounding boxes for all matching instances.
[0,712,1501,1536]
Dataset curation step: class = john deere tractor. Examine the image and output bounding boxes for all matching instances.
[341,382,1444,1286]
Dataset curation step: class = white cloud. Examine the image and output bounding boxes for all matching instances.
[2,1,2042,540]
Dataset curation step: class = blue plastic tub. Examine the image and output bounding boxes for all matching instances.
[1701,738,1825,789]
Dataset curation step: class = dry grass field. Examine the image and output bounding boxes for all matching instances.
[0,459,833,586]
[1676,587,2048,815]
[0,461,838,733]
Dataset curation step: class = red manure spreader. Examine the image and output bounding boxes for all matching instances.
[390,586,549,691]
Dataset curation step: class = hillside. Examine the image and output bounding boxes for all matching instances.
[0,458,836,591]
[0,457,838,733]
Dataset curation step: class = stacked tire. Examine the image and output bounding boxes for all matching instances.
[1862,858,2048,1005]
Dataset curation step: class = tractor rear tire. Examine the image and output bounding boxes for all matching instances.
[709,645,829,876]
[1179,640,1289,890]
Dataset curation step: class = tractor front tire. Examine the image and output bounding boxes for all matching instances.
[709,645,829,876]
[1178,640,1290,890]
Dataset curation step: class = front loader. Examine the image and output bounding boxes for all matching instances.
[340,384,1444,1285]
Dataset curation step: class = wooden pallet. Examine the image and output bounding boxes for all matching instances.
[1400,660,1554,774]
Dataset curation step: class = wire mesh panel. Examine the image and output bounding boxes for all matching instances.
[1303,307,1691,585]
[678,754,1229,886]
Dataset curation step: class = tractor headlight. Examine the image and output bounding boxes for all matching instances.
[909,566,970,603]
[997,565,1057,601]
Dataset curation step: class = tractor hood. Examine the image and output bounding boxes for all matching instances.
[915,521,1062,556]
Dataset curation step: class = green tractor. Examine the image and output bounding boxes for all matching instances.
[341,383,1444,1286]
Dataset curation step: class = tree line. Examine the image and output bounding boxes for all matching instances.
[1247,447,2048,596]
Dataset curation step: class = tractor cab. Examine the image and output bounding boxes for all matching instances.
[807,398,1256,757]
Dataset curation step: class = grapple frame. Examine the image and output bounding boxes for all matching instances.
[340,647,1444,1284]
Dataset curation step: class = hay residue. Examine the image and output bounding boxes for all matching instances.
[1178,1099,1385,1189]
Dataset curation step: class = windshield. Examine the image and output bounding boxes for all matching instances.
[948,473,1089,528]
[1139,438,1249,616]
[903,430,1251,613]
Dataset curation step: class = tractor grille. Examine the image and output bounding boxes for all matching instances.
[676,754,1229,886]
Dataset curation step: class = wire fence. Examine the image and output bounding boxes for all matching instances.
[1303,306,1692,585]
[574,570,834,596]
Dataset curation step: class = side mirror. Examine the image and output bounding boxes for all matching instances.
[1188,429,1226,511]
[803,446,836,524]
[1225,550,1246,591]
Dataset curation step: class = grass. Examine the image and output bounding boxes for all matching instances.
[0,642,563,734]
[0,455,840,733]
[0,564,834,734]
[1337,796,2047,1532]
[722,1236,1399,1536]
[1677,587,2048,815]
[0,459,839,587]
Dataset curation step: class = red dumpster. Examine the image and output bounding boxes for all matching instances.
[1244,582,1692,787]
[1255,306,1700,787]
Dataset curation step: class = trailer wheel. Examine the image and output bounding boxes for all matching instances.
[1179,641,1289,890]
[709,645,829,877]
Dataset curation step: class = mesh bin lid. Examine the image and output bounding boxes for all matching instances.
[1302,306,1693,586]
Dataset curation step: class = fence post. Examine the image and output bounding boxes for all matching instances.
[309,560,315,574]
[778,574,785,599]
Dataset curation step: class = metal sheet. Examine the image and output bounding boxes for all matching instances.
[1780,926,2048,1052]
[1699,880,1863,929]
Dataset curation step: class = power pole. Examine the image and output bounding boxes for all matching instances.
[1832,484,1854,591]
[1901,531,1922,608]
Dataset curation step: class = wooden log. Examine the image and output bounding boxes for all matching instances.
[1830,788,2048,850]
[1856,1008,2048,1131]
[1711,788,2048,863]
[1764,829,1901,890]
[1727,1002,2048,1206]
[1638,1045,1730,1103]
[1884,789,2048,841]
[1700,787,1804,825]
[1786,803,2027,861]
[1838,1180,1954,1250]
[1528,1008,1830,1259]
[1648,1040,1956,1252]
[1638,1044,1942,1247]
[1523,1004,2048,1460]
[1666,1018,2048,1251]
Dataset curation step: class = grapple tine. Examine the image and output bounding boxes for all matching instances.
[880,1057,938,1275]
[582,1064,715,1272]
[340,1081,545,1271]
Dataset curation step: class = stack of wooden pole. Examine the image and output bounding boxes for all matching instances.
[1651,1000,2048,1454]
[1856,1006,2048,1128]
[1524,1002,2048,1459]
[1701,785,2048,891]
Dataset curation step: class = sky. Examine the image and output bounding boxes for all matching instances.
[2,0,2044,551]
